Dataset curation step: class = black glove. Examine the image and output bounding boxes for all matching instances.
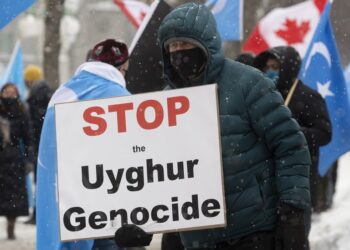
[114,224,153,247]
[275,203,309,250]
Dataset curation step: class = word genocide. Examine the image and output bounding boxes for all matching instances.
[63,195,221,232]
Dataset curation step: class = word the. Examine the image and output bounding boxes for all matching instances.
[133,145,145,153]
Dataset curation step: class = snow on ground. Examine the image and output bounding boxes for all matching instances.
[310,152,350,250]
[0,217,35,249]
[1,154,350,249]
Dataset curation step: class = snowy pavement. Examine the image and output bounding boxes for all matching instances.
[309,153,350,250]
[0,217,35,249]
[1,154,350,249]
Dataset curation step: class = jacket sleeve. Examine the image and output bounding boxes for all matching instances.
[300,92,332,150]
[244,76,311,210]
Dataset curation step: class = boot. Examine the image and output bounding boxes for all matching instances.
[25,207,36,225]
[7,217,16,240]
[24,217,36,225]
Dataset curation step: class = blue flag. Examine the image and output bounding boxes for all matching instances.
[0,0,35,30]
[299,0,350,176]
[36,62,130,250]
[1,41,26,98]
[205,0,242,41]
[344,64,350,100]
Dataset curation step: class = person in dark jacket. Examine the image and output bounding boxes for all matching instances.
[159,33,257,250]
[115,3,311,250]
[0,83,34,239]
[24,65,53,224]
[253,46,333,215]
[24,65,53,173]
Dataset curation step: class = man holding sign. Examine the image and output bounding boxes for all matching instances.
[117,3,311,250]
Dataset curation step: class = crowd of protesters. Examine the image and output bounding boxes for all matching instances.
[0,3,340,249]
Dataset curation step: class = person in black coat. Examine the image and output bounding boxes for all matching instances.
[254,46,333,237]
[24,65,52,170]
[24,65,53,224]
[0,83,34,239]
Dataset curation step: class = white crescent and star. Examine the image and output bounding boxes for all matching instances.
[303,41,335,99]
[317,81,335,98]
[304,42,331,72]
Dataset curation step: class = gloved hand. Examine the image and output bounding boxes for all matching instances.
[114,224,153,247]
[275,203,308,250]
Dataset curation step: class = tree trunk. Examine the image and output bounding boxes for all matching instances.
[43,0,65,90]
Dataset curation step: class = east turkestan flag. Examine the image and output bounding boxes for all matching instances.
[1,41,26,98]
[205,0,243,41]
[243,0,327,57]
[0,0,35,30]
[299,0,350,175]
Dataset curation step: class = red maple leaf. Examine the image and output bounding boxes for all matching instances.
[275,19,311,45]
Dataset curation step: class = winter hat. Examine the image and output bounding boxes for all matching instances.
[91,39,129,68]
[24,65,43,82]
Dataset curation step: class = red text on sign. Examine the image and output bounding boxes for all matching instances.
[82,96,190,136]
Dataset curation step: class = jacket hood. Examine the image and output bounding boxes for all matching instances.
[158,3,225,87]
[254,46,301,97]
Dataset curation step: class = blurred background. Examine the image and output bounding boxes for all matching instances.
[1,0,350,89]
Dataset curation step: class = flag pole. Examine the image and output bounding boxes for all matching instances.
[284,79,299,107]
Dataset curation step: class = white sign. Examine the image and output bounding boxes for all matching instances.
[55,84,226,241]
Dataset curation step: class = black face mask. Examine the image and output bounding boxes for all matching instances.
[1,97,19,106]
[170,47,207,82]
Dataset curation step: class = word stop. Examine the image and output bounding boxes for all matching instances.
[83,96,190,136]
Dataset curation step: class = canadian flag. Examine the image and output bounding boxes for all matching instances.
[114,0,150,28]
[243,0,327,57]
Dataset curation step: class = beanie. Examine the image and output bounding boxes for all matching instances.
[24,65,43,82]
[91,39,129,68]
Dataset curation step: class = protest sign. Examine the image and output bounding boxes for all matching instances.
[55,84,225,241]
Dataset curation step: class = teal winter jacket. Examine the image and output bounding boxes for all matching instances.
[158,3,311,249]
